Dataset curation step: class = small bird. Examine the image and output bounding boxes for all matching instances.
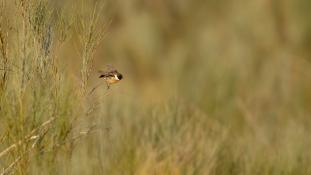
[98,65,123,89]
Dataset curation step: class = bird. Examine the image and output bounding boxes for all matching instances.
[98,65,123,89]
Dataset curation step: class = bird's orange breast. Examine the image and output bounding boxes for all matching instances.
[106,78,120,84]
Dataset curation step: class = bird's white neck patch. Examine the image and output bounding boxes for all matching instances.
[114,74,119,80]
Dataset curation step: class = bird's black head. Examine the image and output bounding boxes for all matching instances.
[117,74,123,80]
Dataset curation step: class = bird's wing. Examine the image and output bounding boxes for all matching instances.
[98,70,117,78]
[98,64,118,78]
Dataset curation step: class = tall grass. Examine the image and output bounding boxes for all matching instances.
[0,0,102,173]
[0,0,311,174]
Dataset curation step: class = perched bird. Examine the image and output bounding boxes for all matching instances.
[98,65,123,89]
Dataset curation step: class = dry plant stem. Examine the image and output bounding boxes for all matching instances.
[35,124,99,155]
[0,22,9,91]
[1,129,47,175]
[71,124,98,146]
[86,89,112,116]
[1,155,22,175]
[88,82,103,96]
[0,134,7,144]
[79,0,106,95]
[1,121,97,175]
[0,117,55,159]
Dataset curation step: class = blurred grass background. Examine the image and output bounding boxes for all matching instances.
[1,0,311,174]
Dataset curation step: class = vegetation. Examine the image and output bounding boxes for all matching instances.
[0,0,311,174]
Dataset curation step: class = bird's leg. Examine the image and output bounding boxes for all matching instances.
[106,82,110,90]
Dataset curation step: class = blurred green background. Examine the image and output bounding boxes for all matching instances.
[95,0,311,109]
